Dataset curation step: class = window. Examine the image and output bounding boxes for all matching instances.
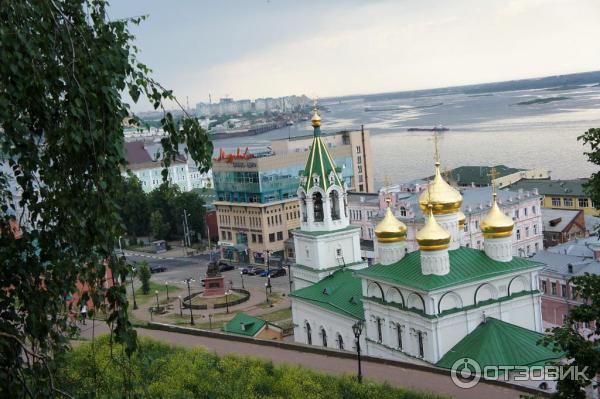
[571,286,577,300]
[227,231,232,240]
[313,192,324,222]
[251,234,256,243]
[525,226,530,238]
[356,146,361,154]
[564,198,573,207]
[357,156,362,164]
[221,231,227,240]
[269,233,275,243]
[526,245,530,255]
[524,207,528,216]
[532,205,537,214]
[337,334,344,350]
[321,328,327,347]
[400,207,407,217]
[541,280,547,293]
[258,235,263,243]
[533,224,538,235]
[417,331,424,358]
[306,323,312,345]
[551,282,557,295]
[357,165,363,173]
[561,284,567,298]
[376,317,383,342]
[336,248,342,257]
[330,191,340,220]
[578,198,589,208]
[396,324,403,350]
[277,231,283,241]
[514,209,519,219]
[475,220,479,229]
[551,197,561,207]
[516,229,521,240]
[535,242,539,253]
[359,184,364,192]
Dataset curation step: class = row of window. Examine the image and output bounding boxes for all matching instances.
[541,280,577,300]
[551,197,593,208]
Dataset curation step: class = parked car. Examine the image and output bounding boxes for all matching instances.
[269,268,287,278]
[149,265,167,274]
[246,267,265,276]
[218,264,235,272]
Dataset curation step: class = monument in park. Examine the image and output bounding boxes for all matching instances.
[203,261,225,296]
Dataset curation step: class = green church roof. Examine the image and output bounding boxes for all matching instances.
[290,269,364,320]
[222,313,266,337]
[300,126,344,192]
[356,247,543,292]
[436,317,562,369]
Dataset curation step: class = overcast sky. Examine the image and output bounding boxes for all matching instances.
[109,0,600,111]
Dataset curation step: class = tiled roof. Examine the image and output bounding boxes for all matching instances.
[508,178,589,197]
[541,208,582,233]
[532,250,600,277]
[436,317,562,369]
[290,269,364,320]
[124,141,153,164]
[548,235,600,258]
[222,312,266,337]
[356,247,543,292]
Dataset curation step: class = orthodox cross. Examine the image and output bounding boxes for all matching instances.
[487,167,499,197]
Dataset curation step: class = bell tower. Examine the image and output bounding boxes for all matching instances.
[292,106,366,290]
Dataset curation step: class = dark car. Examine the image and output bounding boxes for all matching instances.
[149,265,167,274]
[219,264,235,272]
[269,268,287,278]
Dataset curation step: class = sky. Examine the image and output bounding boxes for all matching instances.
[109,0,600,112]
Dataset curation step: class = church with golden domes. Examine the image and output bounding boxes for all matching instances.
[290,109,559,371]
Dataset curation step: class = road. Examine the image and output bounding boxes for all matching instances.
[123,251,292,293]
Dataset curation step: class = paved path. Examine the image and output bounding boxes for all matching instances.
[79,320,534,399]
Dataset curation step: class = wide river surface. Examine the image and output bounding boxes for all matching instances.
[213,85,600,186]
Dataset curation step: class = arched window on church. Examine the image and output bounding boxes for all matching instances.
[330,190,340,220]
[337,333,344,350]
[376,317,383,342]
[321,327,327,347]
[306,322,312,345]
[400,206,407,217]
[313,192,324,222]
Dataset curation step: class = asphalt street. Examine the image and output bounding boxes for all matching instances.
[123,252,292,293]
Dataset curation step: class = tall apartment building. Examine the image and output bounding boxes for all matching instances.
[214,128,373,265]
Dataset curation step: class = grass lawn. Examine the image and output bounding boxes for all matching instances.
[260,307,291,322]
[131,282,182,305]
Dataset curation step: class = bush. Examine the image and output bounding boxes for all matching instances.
[137,261,151,294]
[56,336,448,399]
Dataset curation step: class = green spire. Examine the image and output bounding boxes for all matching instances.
[300,109,344,192]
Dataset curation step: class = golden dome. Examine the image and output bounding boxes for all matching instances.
[311,108,321,127]
[457,210,466,227]
[419,162,462,215]
[374,206,407,243]
[416,206,451,251]
[481,194,514,238]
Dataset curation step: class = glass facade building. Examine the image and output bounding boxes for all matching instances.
[214,156,354,203]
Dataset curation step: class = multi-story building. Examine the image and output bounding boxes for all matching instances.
[123,141,212,193]
[509,178,599,216]
[213,128,373,265]
[432,165,550,188]
[532,249,599,333]
[347,192,379,261]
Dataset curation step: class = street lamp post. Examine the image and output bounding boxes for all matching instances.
[178,295,182,316]
[240,271,245,289]
[287,263,293,292]
[130,266,138,310]
[265,279,272,304]
[165,281,169,300]
[155,290,160,311]
[352,320,365,383]
[267,276,272,294]
[184,278,195,325]
[265,249,271,273]
[225,289,231,314]
[208,313,212,330]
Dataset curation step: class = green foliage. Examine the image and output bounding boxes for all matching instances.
[117,174,150,237]
[579,127,600,214]
[0,1,212,396]
[150,210,169,240]
[137,262,151,295]
[56,336,448,399]
[543,274,600,398]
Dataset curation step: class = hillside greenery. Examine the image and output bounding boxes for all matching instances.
[57,336,447,399]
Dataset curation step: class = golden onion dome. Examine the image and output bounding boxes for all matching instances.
[419,162,463,215]
[416,205,451,251]
[481,194,514,238]
[374,206,407,243]
[457,210,466,227]
[311,108,321,127]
